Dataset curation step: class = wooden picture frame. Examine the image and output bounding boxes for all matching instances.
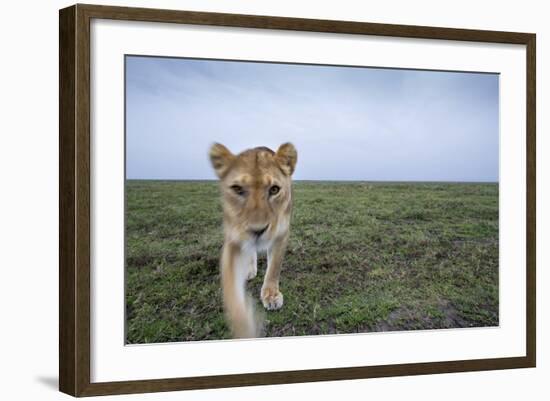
[59,3,536,397]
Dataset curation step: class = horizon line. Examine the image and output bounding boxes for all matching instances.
[125,178,499,184]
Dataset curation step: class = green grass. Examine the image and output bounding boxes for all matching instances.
[125,180,499,343]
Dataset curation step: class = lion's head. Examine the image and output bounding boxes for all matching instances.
[209,143,297,249]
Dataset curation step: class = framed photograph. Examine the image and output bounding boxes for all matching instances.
[59,4,536,397]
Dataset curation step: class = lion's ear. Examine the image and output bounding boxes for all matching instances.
[275,143,297,176]
[209,143,235,178]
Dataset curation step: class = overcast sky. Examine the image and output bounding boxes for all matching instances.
[126,56,499,182]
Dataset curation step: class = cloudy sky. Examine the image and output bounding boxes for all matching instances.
[126,56,499,182]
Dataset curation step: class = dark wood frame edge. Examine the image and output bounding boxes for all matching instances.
[59,3,536,397]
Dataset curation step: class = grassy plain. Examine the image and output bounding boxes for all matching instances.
[125,180,498,343]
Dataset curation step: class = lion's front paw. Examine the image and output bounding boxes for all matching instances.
[261,286,284,310]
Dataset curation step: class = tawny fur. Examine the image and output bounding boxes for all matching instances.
[209,143,297,338]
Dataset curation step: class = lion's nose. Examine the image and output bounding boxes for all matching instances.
[250,225,269,237]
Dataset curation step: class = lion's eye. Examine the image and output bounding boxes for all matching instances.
[230,185,245,196]
[269,185,280,196]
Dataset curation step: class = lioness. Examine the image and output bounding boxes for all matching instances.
[209,143,297,338]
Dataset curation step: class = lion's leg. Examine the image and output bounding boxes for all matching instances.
[246,251,257,280]
[221,243,258,338]
[261,235,288,310]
